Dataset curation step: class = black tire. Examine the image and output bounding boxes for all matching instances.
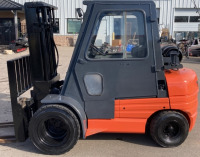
[29,105,80,155]
[150,111,189,147]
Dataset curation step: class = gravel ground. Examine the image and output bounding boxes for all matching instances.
[0,47,199,157]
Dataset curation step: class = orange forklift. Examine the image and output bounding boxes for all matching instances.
[2,0,199,155]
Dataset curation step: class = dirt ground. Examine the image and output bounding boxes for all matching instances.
[0,47,200,157]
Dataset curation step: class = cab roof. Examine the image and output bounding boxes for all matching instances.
[83,0,154,5]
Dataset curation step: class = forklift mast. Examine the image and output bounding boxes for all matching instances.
[25,2,60,107]
[6,2,61,142]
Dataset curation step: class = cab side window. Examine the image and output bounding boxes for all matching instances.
[87,11,147,59]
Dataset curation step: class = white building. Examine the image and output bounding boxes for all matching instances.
[12,0,200,44]
[154,0,200,40]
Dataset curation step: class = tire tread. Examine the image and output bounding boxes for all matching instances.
[29,104,80,155]
[150,111,189,147]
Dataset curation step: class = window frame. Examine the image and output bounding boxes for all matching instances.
[174,16,189,23]
[85,9,149,61]
[189,16,200,23]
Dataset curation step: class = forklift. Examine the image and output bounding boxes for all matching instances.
[1,0,199,155]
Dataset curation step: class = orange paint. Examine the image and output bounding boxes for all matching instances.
[165,68,198,96]
[86,98,170,137]
[86,118,147,137]
[165,68,199,131]
[119,98,170,118]
[85,68,199,137]
[115,100,120,118]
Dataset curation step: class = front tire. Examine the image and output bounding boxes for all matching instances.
[150,111,189,147]
[29,105,80,155]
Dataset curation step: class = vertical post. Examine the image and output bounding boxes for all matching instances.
[123,11,127,59]
[14,10,18,40]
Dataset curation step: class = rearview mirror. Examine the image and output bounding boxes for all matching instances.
[76,8,84,18]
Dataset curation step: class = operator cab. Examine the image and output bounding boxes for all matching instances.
[61,0,168,119]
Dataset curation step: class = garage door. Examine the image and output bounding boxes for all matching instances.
[174,9,200,32]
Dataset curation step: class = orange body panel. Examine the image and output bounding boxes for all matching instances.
[85,68,199,137]
[165,68,199,131]
[86,118,146,137]
[165,68,198,96]
[115,100,120,118]
[86,98,170,137]
[119,98,170,118]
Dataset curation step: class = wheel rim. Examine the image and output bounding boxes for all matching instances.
[37,116,71,147]
[45,118,68,140]
[161,121,181,141]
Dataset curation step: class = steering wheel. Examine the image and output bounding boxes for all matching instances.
[90,44,106,56]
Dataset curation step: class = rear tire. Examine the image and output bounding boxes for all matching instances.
[150,111,189,147]
[29,105,80,155]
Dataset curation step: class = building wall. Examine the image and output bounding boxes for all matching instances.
[14,0,86,36]
[154,0,200,37]
[174,8,200,32]
[0,11,25,23]
[12,0,200,44]
[0,11,26,35]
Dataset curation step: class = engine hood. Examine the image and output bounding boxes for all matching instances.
[165,68,199,97]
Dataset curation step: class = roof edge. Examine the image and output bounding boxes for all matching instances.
[83,0,154,5]
[0,0,23,11]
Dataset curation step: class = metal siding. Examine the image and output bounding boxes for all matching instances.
[174,8,200,32]
[185,0,189,8]
[174,23,199,32]
[63,0,67,35]
[13,0,199,36]
[153,0,198,36]
[175,8,200,16]
[167,0,170,29]
[190,0,195,8]
[155,0,160,7]
[159,0,163,25]
[14,0,85,35]
[171,0,176,37]
[169,0,174,35]
[199,0,200,8]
